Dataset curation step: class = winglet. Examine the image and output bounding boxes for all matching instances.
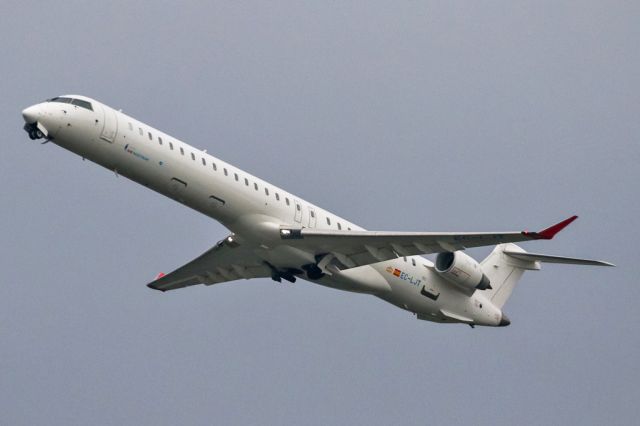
[147,283,166,292]
[522,215,578,240]
[147,272,167,292]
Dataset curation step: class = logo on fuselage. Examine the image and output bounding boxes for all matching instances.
[385,266,422,286]
[123,144,149,162]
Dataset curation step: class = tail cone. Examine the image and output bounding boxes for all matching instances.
[499,313,511,327]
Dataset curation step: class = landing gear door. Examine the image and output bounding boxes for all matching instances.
[294,199,302,223]
[99,104,118,143]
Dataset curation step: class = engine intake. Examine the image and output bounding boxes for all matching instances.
[435,251,491,291]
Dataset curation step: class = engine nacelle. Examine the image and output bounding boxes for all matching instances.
[435,251,491,291]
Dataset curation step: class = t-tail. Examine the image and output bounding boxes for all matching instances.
[481,243,615,309]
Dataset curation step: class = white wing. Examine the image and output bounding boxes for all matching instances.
[278,216,580,270]
[147,235,271,292]
[148,216,591,291]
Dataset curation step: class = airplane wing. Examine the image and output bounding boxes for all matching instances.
[147,235,271,292]
[278,216,579,270]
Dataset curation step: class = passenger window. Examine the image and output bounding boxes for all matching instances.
[139,128,143,136]
[169,142,174,150]
[224,168,228,176]
[285,198,290,206]
[234,173,239,181]
[265,188,269,196]
[244,178,249,186]
[296,204,301,211]
[148,132,152,141]
[254,182,258,191]
[275,193,280,201]
[128,122,133,131]
[191,153,195,161]
[180,147,184,155]
[348,227,352,231]
[158,137,163,145]
[337,222,342,230]
[326,217,331,225]
[212,162,217,171]
[202,158,206,166]
[412,258,416,266]
[310,211,315,218]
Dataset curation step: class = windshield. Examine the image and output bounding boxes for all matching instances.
[48,97,93,111]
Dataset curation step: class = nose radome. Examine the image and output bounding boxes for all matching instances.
[22,105,40,123]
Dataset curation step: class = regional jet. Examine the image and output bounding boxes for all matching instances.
[21,95,614,327]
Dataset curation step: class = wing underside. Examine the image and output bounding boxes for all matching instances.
[278,216,580,270]
[147,236,271,291]
[147,216,588,291]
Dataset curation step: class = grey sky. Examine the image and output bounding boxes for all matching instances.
[1,2,638,425]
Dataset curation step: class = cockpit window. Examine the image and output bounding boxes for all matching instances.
[49,97,73,104]
[70,99,93,111]
[48,97,93,111]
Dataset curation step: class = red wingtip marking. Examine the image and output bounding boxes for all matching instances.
[535,215,578,240]
[155,272,166,280]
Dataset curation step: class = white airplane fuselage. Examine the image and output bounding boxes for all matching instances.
[21,95,509,327]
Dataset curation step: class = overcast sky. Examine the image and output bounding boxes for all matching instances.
[1,2,638,425]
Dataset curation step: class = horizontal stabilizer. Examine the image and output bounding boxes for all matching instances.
[503,251,615,267]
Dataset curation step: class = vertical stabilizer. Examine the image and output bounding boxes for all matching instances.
[481,243,539,308]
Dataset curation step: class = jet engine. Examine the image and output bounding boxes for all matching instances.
[435,251,491,291]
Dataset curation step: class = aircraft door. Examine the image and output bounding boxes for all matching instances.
[308,207,317,228]
[294,199,302,223]
[99,104,118,143]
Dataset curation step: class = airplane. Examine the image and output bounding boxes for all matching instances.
[21,95,614,328]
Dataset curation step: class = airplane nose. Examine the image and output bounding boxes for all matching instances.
[22,105,40,123]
